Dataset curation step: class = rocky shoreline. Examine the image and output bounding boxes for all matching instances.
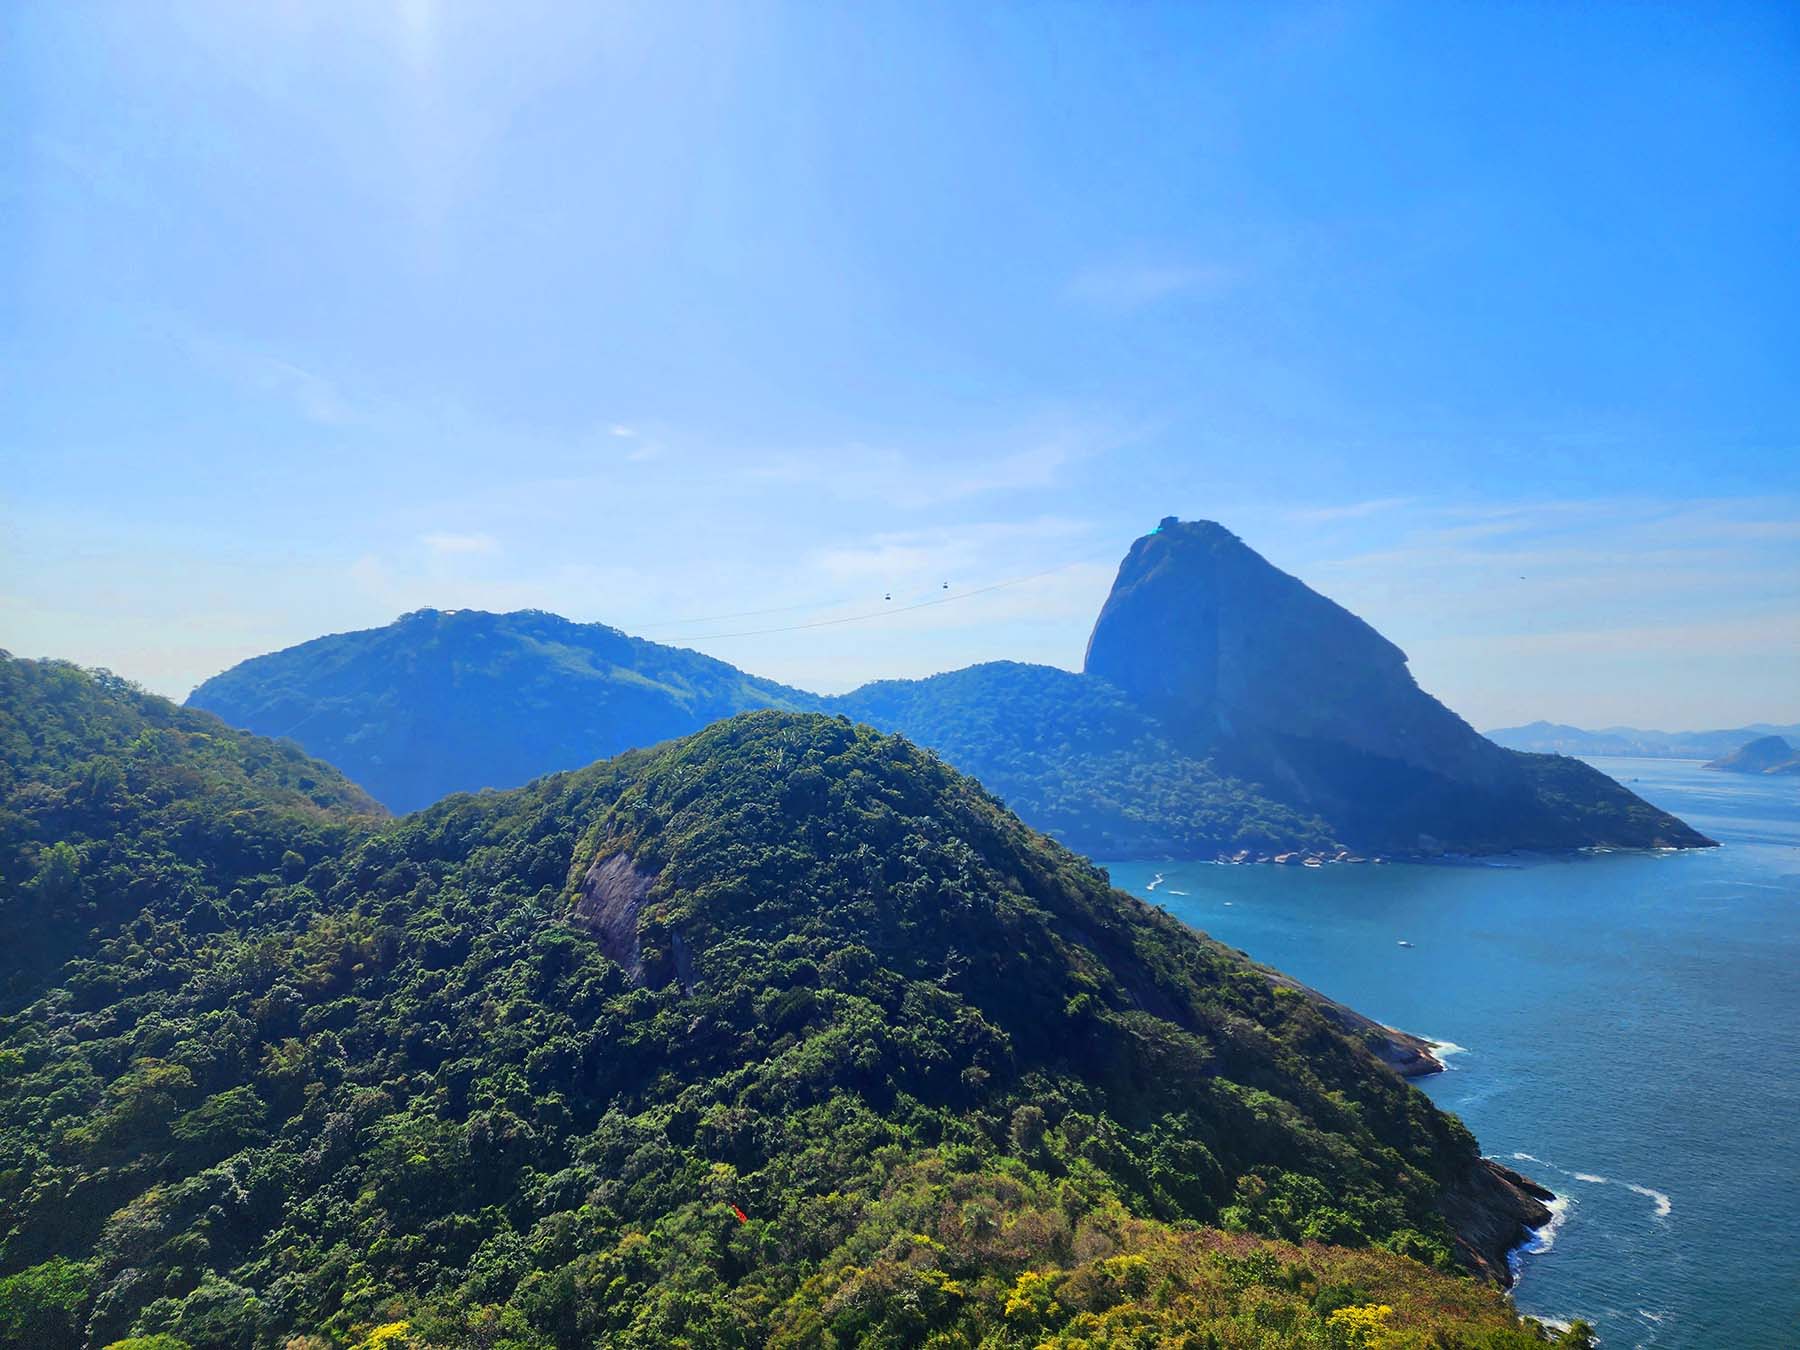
[1259,967,1449,1077]
[1204,841,1701,865]
[1442,1160,1558,1287]
[1265,972,1557,1283]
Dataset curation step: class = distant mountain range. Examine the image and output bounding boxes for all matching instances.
[1485,720,1800,760]
[189,517,1711,858]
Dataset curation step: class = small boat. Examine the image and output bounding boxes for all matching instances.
[1396,940,1414,948]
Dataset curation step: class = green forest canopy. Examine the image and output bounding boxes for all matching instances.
[1,656,1591,1349]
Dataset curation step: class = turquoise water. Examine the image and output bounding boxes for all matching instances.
[1104,757,1800,1349]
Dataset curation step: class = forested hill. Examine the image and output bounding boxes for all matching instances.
[186,607,818,814]
[186,521,1710,860]
[827,662,1340,856]
[0,673,1585,1349]
[0,654,384,1006]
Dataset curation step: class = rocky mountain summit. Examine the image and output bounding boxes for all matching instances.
[1087,519,1514,788]
[1081,519,1713,855]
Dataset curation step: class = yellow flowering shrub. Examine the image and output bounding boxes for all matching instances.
[1327,1302,1394,1347]
[353,1322,412,1350]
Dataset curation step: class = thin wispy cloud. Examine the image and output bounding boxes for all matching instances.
[186,334,360,427]
[1296,494,1800,726]
[420,531,499,556]
[810,517,1099,584]
[1286,496,1414,524]
[602,423,663,462]
[1066,260,1237,309]
[748,427,1113,510]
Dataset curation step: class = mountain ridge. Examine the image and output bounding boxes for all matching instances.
[1486,719,1800,760]
[186,520,1712,859]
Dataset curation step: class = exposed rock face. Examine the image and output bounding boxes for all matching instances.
[571,851,656,981]
[1706,734,1800,775]
[1083,518,1714,854]
[1439,1161,1556,1287]
[1259,965,1447,1077]
[1085,518,1517,791]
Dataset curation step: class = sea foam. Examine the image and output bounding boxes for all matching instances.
[1509,1152,1670,1219]
[1509,1192,1573,1283]
[1627,1182,1673,1218]
[1425,1044,1468,1072]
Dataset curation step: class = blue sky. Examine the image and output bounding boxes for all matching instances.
[4,1,1797,729]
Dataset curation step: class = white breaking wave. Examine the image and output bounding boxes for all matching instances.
[1510,1192,1573,1283]
[1627,1182,1673,1218]
[1145,872,1165,893]
[1530,1194,1572,1253]
[1510,1151,1671,1220]
[1425,1044,1468,1072]
[1167,888,1188,895]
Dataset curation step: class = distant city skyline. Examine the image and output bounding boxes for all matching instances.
[6,3,1797,729]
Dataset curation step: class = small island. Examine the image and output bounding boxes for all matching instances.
[1705,734,1800,776]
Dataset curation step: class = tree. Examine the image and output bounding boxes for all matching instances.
[0,1257,95,1350]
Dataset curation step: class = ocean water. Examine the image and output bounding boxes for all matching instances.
[1103,757,1800,1350]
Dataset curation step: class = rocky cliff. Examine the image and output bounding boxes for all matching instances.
[1086,518,1511,790]
[1084,518,1713,854]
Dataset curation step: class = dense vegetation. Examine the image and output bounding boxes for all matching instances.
[0,660,1589,1348]
[0,655,382,1006]
[830,663,1341,857]
[1513,752,1736,839]
[186,610,817,814]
